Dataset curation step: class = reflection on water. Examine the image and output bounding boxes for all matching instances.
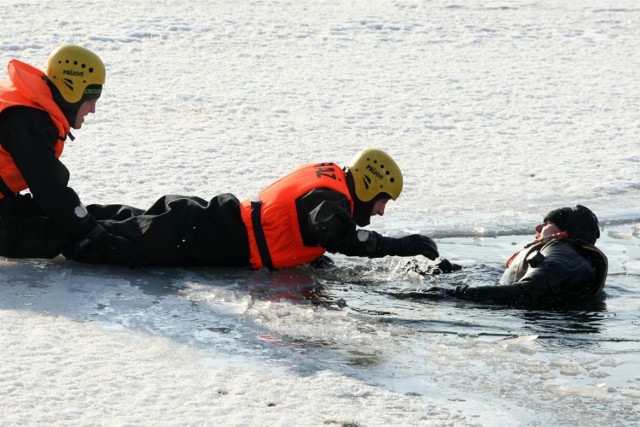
[2,228,639,425]
[520,309,607,337]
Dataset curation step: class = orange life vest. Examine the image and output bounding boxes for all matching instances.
[0,59,69,198]
[240,162,354,270]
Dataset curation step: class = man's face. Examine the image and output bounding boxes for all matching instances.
[73,98,97,129]
[371,199,389,217]
[535,221,562,240]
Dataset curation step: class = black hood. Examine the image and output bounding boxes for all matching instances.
[46,78,81,127]
[345,168,388,227]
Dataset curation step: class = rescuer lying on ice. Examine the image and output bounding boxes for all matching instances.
[1,148,440,270]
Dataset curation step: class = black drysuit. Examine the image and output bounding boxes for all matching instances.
[0,105,145,266]
[74,189,437,268]
[1,189,438,269]
[0,106,97,256]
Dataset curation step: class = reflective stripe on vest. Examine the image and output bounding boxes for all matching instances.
[240,163,354,270]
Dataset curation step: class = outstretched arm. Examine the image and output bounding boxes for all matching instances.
[298,189,438,260]
[418,241,596,307]
[452,283,535,305]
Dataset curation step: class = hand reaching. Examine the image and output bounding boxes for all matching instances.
[397,234,439,260]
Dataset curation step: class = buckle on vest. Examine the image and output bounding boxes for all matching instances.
[526,251,545,267]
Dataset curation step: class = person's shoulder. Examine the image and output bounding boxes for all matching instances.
[0,106,58,151]
[563,239,608,266]
[539,238,584,260]
[296,188,351,216]
[541,239,606,275]
[1,105,52,125]
[305,187,349,201]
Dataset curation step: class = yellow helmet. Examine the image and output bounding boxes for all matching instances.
[46,44,105,104]
[348,148,403,202]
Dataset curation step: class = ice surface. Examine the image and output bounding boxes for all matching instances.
[2,0,640,425]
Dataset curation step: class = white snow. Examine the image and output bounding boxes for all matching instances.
[1,0,639,425]
[1,310,462,426]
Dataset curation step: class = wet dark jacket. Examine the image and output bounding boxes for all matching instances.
[453,238,608,307]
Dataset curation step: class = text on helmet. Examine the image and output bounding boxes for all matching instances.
[366,164,384,180]
[63,69,84,77]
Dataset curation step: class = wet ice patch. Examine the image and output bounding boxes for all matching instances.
[183,282,253,315]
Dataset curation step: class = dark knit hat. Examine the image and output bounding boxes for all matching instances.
[543,205,600,244]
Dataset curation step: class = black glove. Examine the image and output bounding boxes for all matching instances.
[391,234,439,260]
[408,258,462,276]
[432,258,462,274]
[65,221,149,268]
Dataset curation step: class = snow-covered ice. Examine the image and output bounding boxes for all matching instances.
[1,0,639,425]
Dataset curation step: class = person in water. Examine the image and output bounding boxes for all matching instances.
[414,205,608,307]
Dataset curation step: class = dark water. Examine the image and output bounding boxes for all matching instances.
[305,228,640,426]
[1,225,638,425]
